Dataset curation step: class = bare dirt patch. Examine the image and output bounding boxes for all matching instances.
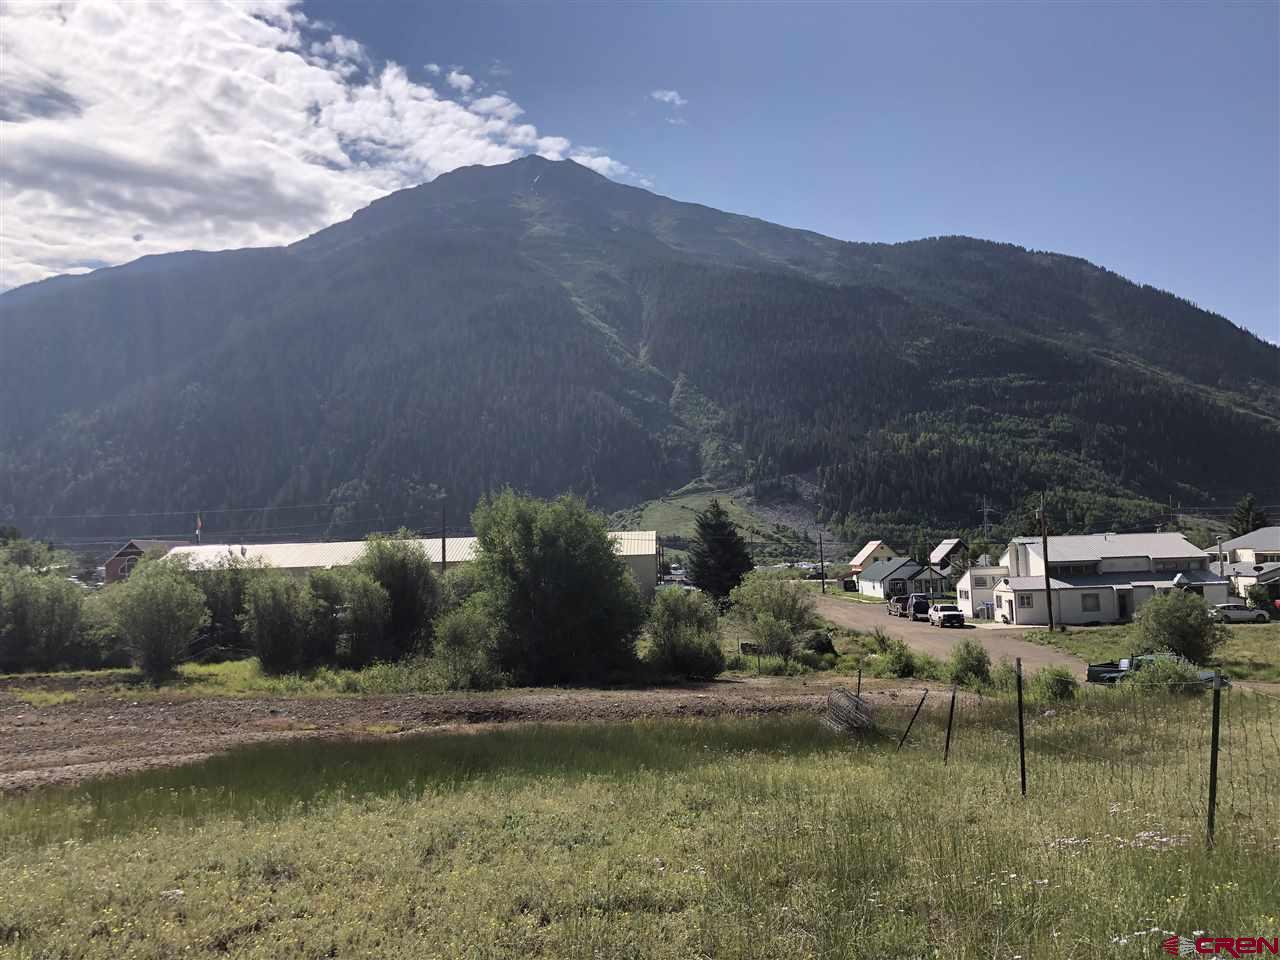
[0,675,933,792]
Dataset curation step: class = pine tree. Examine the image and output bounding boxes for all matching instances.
[687,499,754,601]
[1228,494,1269,539]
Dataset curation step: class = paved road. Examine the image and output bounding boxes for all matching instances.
[813,594,1087,676]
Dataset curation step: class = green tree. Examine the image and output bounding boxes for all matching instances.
[111,561,209,680]
[472,490,645,684]
[1133,590,1226,665]
[243,571,312,674]
[339,571,392,667]
[176,553,267,660]
[730,571,817,670]
[0,564,86,672]
[645,589,725,680]
[431,600,504,690]
[354,532,439,660]
[1245,584,1273,617]
[1228,494,1269,539]
[686,500,753,602]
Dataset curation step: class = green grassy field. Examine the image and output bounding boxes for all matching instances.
[613,486,813,562]
[1025,622,1280,683]
[3,692,1277,959]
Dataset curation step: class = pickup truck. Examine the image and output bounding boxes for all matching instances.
[886,596,908,617]
[1085,654,1225,686]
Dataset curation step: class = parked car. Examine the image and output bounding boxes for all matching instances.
[1208,603,1270,624]
[906,593,931,622]
[928,603,965,628]
[886,596,908,617]
[1086,654,1226,686]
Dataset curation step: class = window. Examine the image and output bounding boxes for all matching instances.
[1018,593,1034,609]
[973,576,988,588]
[959,589,970,600]
[1081,593,1100,612]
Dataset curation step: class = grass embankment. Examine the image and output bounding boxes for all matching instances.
[614,486,812,562]
[0,659,491,701]
[1025,622,1280,683]
[2,696,1277,959]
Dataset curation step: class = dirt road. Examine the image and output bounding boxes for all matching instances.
[0,676,932,793]
[814,594,1087,675]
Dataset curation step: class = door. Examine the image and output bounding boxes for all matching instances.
[1118,591,1130,620]
[1006,599,1014,622]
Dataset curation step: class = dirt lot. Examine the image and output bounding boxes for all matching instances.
[0,675,939,793]
[814,594,1086,675]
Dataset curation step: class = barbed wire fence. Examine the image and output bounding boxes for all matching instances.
[838,664,1280,848]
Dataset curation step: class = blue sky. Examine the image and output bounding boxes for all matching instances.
[313,0,1280,341]
[2,1,1276,341]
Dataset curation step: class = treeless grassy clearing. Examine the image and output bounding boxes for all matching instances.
[2,693,1276,959]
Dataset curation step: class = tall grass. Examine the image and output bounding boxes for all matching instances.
[2,694,1277,959]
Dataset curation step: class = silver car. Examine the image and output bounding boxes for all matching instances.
[1209,603,1270,624]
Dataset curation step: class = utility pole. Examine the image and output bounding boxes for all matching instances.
[981,496,992,540]
[1216,537,1224,577]
[440,499,447,577]
[1040,492,1055,632]
[818,530,826,594]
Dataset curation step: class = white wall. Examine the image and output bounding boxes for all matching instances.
[957,567,1007,618]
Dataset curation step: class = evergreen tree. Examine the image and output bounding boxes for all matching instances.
[687,499,753,601]
[1228,494,1269,539]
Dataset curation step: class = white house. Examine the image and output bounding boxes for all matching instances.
[1210,528,1280,600]
[955,564,1008,619]
[849,539,900,572]
[166,530,661,599]
[855,558,951,599]
[929,538,967,570]
[989,532,1228,626]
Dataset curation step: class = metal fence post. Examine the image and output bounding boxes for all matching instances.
[856,667,862,699]
[1016,657,1027,797]
[896,688,928,753]
[1207,671,1222,847]
[944,683,957,765]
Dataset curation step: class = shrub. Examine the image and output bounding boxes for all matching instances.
[1028,665,1078,702]
[749,613,799,668]
[430,601,505,690]
[989,658,1019,693]
[355,533,439,660]
[339,571,392,668]
[0,564,87,672]
[473,490,645,684]
[1132,590,1226,664]
[1122,655,1208,696]
[730,572,816,634]
[439,564,487,615]
[948,638,992,687]
[1245,585,1273,617]
[304,569,347,666]
[867,636,916,678]
[646,590,725,680]
[243,572,312,675]
[802,630,837,656]
[111,561,209,680]
[179,553,267,661]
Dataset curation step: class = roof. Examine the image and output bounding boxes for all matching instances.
[165,531,656,571]
[851,540,893,566]
[108,538,189,561]
[857,557,918,582]
[1012,532,1207,563]
[929,538,966,565]
[996,568,1228,592]
[1220,526,1280,553]
[1219,560,1280,582]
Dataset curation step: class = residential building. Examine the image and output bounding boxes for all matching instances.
[989,532,1228,625]
[165,531,660,598]
[855,558,951,599]
[954,564,1008,620]
[1211,527,1280,567]
[848,539,900,572]
[929,538,967,570]
[104,539,190,583]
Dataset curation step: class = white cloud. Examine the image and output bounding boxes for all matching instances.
[425,62,441,74]
[0,0,641,289]
[445,69,475,94]
[650,88,687,107]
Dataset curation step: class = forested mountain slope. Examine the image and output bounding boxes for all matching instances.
[2,156,1277,543]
